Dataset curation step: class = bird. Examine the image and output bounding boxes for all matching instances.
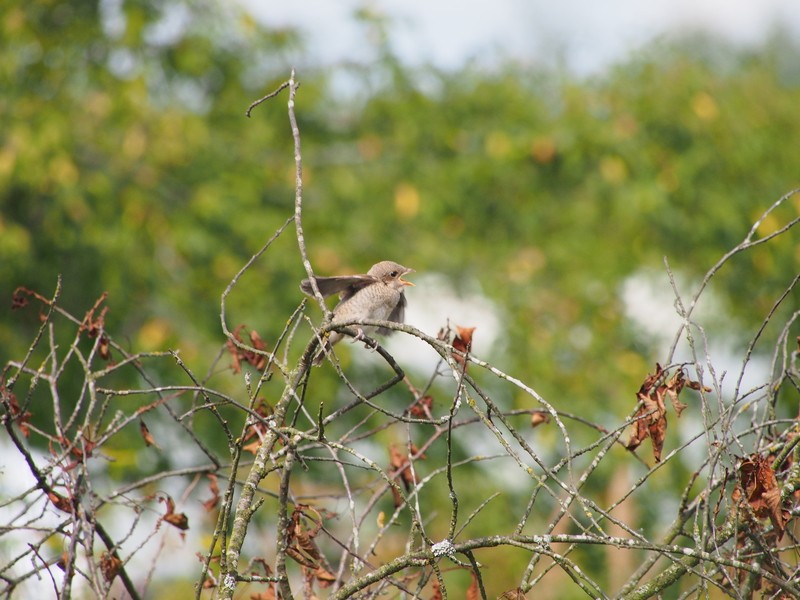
[300,261,415,364]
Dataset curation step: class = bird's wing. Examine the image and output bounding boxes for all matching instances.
[377,291,406,336]
[300,274,376,300]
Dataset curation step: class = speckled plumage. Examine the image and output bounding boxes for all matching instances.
[300,261,414,364]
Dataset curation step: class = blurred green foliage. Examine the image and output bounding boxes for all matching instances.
[3,2,799,379]
[2,2,800,597]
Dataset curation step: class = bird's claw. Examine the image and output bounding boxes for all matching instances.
[350,328,379,352]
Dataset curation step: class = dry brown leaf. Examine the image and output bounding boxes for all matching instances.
[627,392,666,461]
[242,440,261,455]
[389,444,405,470]
[286,546,316,568]
[648,414,666,462]
[99,552,122,582]
[295,528,321,561]
[739,454,788,540]
[227,325,270,372]
[390,483,404,508]
[202,577,216,589]
[228,338,242,373]
[202,473,220,511]
[164,511,189,530]
[315,566,337,587]
[762,487,788,539]
[47,490,72,513]
[159,494,190,530]
[79,293,109,339]
[409,395,434,418]
[240,399,275,454]
[11,287,30,309]
[665,370,688,417]
[686,379,712,392]
[388,444,419,492]
[409,443,425,460]
[430,579,442,600]
[530,410,550,428]
[286,505,326,570]
[139,419,158,448]
[466,572,480,600]
[453,326,476,368]
[98,334,112,361]
[627,364,673,462]
[3,389,32,437]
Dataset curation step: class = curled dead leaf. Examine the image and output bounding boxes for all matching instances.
[227,325,270,373]
[530,410,550,428]
[139,419,159,448]
[409,395,434,418]
[159,494,189,530]
[202,473,220,511]
[99,334,112,361]
[666,370,688,417]
[467,572,480,600]
[3,389,32,437]
[164,511,190,530]
[11,287,30,309]
[738,454,789,540]
[627,364,699,462]
[240,399,275,452]
[389,444,420,493]
[453,326,476,368]
[79,293,109,339]
[100,552,122,582]
[48,490,72,513]
[315,566,337,587]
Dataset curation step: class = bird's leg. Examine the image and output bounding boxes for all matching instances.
[350,328,380,352]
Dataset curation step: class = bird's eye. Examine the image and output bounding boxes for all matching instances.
[389,270,398,277]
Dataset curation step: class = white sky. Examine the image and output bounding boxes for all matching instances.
[239,0,800,74]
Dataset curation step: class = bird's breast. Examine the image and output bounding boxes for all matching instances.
[332,285,401,324]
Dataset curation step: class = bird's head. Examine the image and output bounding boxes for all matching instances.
[369,261,415,289]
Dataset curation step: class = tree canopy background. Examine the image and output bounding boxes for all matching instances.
[2,1,800,598]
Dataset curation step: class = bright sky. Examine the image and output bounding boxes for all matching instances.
[239,0,800,74]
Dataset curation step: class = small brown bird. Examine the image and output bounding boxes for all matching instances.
[300,261,415,364]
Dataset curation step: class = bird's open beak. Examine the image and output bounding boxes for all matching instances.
[400,268,415,287]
